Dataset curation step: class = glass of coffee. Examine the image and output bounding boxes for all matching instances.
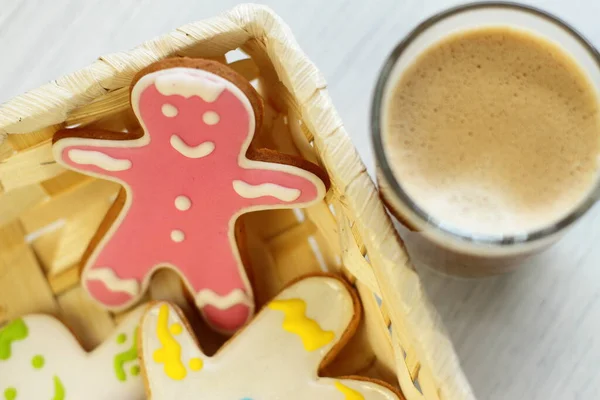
[372,2,600,276]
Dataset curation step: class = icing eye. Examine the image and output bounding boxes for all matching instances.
[162,103,178,118]
[203,111,220,125]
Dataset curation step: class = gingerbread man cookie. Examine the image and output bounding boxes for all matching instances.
[0,307,145,399]
[52,58,329,333]
[139,275,403,399]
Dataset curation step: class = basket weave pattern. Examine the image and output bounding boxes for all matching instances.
[0,5,474,400]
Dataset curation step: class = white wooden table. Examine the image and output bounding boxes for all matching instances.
[1,0,599,399]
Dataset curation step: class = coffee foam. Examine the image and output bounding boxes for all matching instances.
[384,27,600,236]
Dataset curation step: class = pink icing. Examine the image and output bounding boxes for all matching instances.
[53,67,325,333]
[203,303,252,333]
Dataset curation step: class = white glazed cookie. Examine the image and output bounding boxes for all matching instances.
[0,307,146,400]
[140,275,402,399]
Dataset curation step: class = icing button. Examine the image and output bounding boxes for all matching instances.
[174,195,192,211]
[171,230,185,243]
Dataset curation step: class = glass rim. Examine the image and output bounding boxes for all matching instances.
[371,1,600,246]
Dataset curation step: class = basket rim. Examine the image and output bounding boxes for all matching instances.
[0,4,474,399]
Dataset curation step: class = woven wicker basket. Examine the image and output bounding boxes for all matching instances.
[0,4,474,400]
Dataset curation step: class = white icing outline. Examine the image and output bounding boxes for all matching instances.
[68,149,132,171]
[170,135,215,159]
[232,180,301,202]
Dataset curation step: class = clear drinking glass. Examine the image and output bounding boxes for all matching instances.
[371,2,600,276]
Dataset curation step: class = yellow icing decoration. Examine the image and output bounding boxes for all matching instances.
[153,305,187,380]
[268,299,335,351]
[189,358,203,371]
[170,323,183,335]
[335,381,365,400]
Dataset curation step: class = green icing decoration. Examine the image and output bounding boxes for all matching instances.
[0,319,28,360]
[3,387,17,400]
[113,328,138,382]
[116,333,127,344]
[130,365,140,376]
[31,355,45,369]
[52,376,65,400]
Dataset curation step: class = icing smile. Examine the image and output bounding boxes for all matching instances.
[169,135,215,159]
